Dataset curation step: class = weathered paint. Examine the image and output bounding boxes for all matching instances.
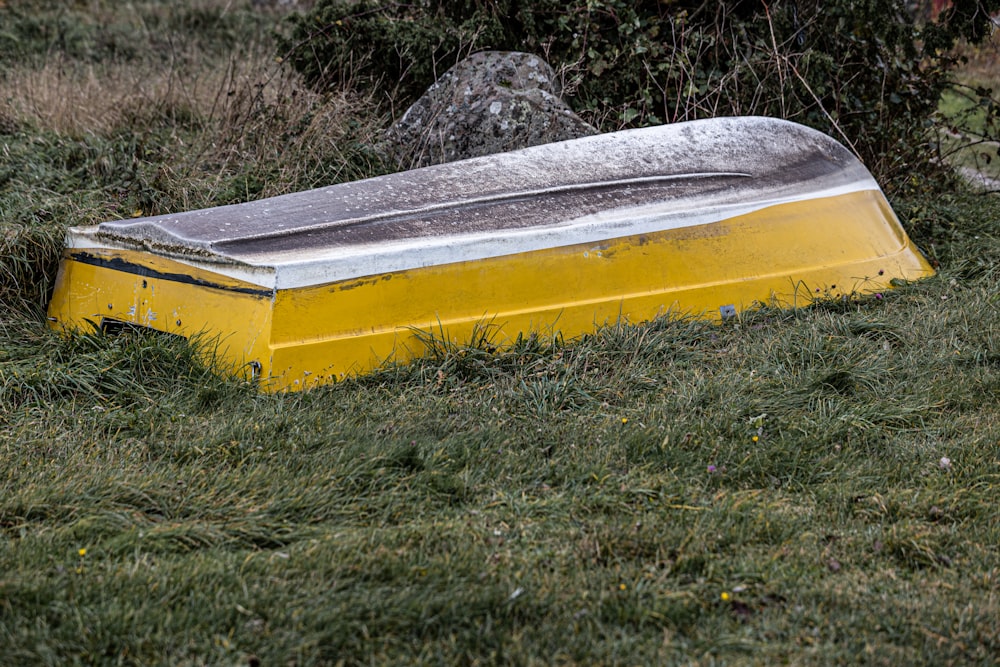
[48,248,274,381]
[47,117,935,391]
[66,118,880,289]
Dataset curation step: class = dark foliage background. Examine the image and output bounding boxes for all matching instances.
[280,0,1000,191]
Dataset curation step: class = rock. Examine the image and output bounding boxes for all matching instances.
[383,51,598,169]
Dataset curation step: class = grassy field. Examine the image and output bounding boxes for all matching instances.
[937,28,1000,190]
[2,2,1000,665]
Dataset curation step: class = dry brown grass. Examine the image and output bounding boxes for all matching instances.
[0,45,386,211]
[3,59,212,136]
[0,0,325,144]
[0,42,294,135]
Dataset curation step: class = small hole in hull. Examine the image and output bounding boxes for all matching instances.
[100,318,185,341]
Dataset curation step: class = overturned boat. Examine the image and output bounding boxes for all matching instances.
[47,117,934,391]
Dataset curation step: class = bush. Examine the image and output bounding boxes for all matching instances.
[279,0,1000,190]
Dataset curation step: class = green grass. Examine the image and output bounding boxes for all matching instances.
[936,86,1000,188]
[936,32,1000,189]
[4,272,1000,665]
[2,2,1000,665]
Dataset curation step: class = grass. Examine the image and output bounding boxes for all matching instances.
[2,2,1000,665]
[5,275,1000,665]
[936,28,1000,189]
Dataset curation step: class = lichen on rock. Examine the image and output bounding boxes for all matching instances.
[383,51,598,170]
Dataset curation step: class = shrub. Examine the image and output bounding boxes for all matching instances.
[279,0,1000,190]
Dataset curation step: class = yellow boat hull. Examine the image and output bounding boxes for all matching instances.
[47,118,934,391]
